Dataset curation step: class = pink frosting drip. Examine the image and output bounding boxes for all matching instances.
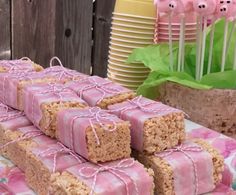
[31,142,86,173]
[23,82,87,129]
[67,158,153,195]
[67,76,131,106]
[155,141,215,195]
[57,107,123,159]
[108,96,182,151]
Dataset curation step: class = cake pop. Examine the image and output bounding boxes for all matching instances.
[193,0,217,80]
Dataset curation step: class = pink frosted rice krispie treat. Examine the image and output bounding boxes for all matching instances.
[0,103,32,156]
[50,158,154,195]
[0,156,35,195]
[25,142,86,195]
[0,65,87,110]
[134,139,224,195]
[3,125,56,171]
[56,107,131,163]
[108,96,185,154]
[67,76,136,109]
[0,58,43,73]
[23,82,88,137]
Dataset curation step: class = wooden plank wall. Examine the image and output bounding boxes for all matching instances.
[92,0,115,77]
[0,0,114,76]
[0,0,10,59]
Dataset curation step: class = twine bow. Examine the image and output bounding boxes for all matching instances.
[0,130,43,150]
[78,158,139,195]
[48,56,84,81]
[69,107,118,150]
[76,77,122,104]
[155,144,203,195]
[112,96,178,118]
[37,142,85,173]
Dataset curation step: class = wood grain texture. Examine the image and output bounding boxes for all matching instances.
[11,0,56,67]
[0,0,11,59]
[12,0,93,74]
[55,0,93,74]
[92,0,115,77]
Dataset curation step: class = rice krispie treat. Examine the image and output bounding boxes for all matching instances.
[50,158,154,195]
[25,142,86,195]
[56,107,131,163]
[3,125,56,171]
[0,58,43,73]
[23,82,88,137]
[0,103,32,156]
[108,96,185,154]
[67,76,136,109]
[0,65,87,110]
[134,139,224,195]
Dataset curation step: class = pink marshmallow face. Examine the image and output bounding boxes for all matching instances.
[193,0,217,16]
[155,0,193,15]
[216,0,236,21]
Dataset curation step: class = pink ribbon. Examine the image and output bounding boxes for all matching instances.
[78,158,139,195]
[112,96,180,118]
[155,144,203,195]
[75,77,122,104]
[0,130,43,150]
[69,107,118,150]
[0,111,25,123]
[37,142,85,173]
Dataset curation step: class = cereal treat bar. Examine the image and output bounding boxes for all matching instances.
[50,158,154,195]
[4,125,56,171]
[108,96,185,154]
[0,58,43,73]
[25,142,86,195]
[0,103,32,156]
[67,76,136,109]
[23,83,88,137]
[56,107,131,163]
[0,65,87,110]
[134,139,224,195]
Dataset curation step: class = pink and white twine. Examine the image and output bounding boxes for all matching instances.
[78,158,139,195]
[37,142,85,173]
[69,107,118,150]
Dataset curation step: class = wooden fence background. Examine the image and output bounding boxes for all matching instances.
[0,0,115,77]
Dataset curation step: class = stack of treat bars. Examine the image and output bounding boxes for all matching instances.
[0,57,234,195]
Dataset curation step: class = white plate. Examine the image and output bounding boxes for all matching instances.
[113,12,155,20]
[110,37,153,45]
[112,22,154,30]
[111,27,154,35]
[112,16,155,25]
[111,32,153,40]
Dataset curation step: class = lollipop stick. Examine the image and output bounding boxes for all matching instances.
[181,17,186,72]
[199,17,207,80]
[225,19,236,57]
[196,15,203,80]
[233,39,236,70]
[178,15,184,72]
[207,20,215,74]
[221,18,229,72]
[168,14,174,71]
